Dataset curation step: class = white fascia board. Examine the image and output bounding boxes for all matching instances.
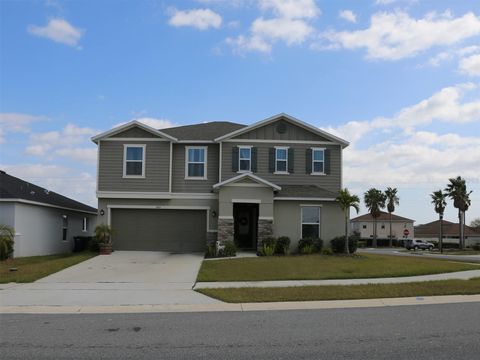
[214,112,349,147]
[212,173,281,191]
[0,198,97,215]
[91,120,177,143]
[96,191,218,200]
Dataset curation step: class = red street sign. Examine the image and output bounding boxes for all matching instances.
[403,229,410,236]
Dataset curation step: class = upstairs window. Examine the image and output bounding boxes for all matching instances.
[186,146,207,179]
[238,146,251,172]
[124,145,145,177]
[312,148,325,174]
[275,147,288,173]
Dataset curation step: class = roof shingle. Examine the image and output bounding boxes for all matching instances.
[161,121,246,141]
[415,220,480,237]
[351,211,414,222]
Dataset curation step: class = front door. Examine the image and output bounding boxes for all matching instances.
[233,203,259,249]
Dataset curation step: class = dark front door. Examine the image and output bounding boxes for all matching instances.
[233,203,259,249]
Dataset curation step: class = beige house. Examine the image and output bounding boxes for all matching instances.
[351,211,415,243]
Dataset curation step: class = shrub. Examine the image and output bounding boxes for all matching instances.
[0,224,15,260]
[330,235,359,254]
[205,243,216,258]
[298,238,315,255]
[321,247,333,255]
[275,236,291,255]
[88,237,100,252]
[313,238,323,252]
[472,243,480,251]
[260,237,276,256]
[222,240,236,257]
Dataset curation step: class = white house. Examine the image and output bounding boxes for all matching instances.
[351,211,415,243]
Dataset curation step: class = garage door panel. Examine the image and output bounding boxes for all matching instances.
[111,209,206,252]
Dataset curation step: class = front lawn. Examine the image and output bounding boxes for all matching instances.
[197,277,480,303]
[197,254,479,282]
[0,252,96,283]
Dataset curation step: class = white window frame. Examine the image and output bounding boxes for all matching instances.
[185,146,208,180]
[82,217,88,232]
[62,215,68,241]
[300,206,321,239]
[238,145,252,173]
[274,146,289,174]
[311,147,325,175]
[123,144,146,178]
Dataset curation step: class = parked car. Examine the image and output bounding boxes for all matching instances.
[405,239,435,251]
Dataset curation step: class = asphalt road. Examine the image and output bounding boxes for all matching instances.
[1,303,479,359]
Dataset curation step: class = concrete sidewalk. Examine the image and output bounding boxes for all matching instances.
[194,269,480,289]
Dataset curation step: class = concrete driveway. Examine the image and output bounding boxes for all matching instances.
[0,251,220,307]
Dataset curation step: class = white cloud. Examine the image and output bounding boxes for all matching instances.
[168,8,222,30]
[459,53,480,76]
[339,10,357,23]
[425,45,480,67]
[318,11,480,60]
[27,18,83,47]
[0,112,46,133]
[259,0,320,19]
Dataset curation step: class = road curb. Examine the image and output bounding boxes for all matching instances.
[1,294,479,314]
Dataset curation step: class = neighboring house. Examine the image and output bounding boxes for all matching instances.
[92,113,349,253]
[0,171,97,257]
[415,220,480,247]
[351,211,415,241]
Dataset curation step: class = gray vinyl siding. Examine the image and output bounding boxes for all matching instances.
[222,142,342,193]
[234,120,330,141]
[110,127,160,138]
[98,140,170,192]
[171,144,219,193]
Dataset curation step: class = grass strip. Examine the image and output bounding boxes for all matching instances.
[197,277,480,303]
[0,252,96,283]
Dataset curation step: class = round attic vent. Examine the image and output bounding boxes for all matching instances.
[276,122,287,134]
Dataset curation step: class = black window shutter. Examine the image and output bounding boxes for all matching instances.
[268,148,275,173]
[232,147,239,172]
[324,149,331,174]
[251,147,258,173]
[288,148,294,173]
[306,148,312,174]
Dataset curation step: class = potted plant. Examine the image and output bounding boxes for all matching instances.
[94,224,114,255]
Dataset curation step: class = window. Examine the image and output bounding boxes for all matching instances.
[186,146,207,179]
[381,224,385,229]
[275,147,288,173]
[301,206,321,239]
[362,224,367,229]
[82,217,88,232]
[124,145,145,177]
[311,148,325,174]
[62,215,68,241]
[238,146,251,172]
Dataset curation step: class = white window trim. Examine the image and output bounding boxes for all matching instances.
[82,217,88,232]
[185,146,208,180]
[238,145,252,173]
[123,144,146,178]
[311,147,325,175]
[300,206,321,239]
[62,214,68,242]
[274,146,289,174]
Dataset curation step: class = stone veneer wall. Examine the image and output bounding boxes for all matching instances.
[217,218,234,243]
[257,219,273,252]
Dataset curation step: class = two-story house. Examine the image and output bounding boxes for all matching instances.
[92,113,349,253]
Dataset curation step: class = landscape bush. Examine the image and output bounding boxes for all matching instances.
[330,235,359,254]
[321,247,333,255]
[298,238,315,254]
[0,224,15,260]
[260,237,276,256]
[222,241,236,257]
[313,238,323,252]
[205,243,216,258]
[275,236,291,255]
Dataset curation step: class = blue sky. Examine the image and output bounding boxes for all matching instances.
[1,0,479,225]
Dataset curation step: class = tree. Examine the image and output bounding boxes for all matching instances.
[364,188,387,247]
[431,190,447,253]
[470,218,480,230]
[336,188,360,255]
[445,176,472,249]
[0,224,15,260]
[385,187,400,247]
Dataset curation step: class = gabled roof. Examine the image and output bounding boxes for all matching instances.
[415,220,480,237]
[162,121,246,141]
[214,113,350,147]
[0,171,97,214]
[351,211,414,222]
[91,120,177,143]
[212,173,281,191]
[275,185,337,199]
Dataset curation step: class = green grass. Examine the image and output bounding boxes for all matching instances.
[197,254,480,282]
[0,252,96,283]
[197,278,480,303]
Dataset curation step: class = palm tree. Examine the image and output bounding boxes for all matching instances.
[336,188,360,255]
[431,190,447,253]
[445,176,472,249]
[385,187,400,247]
[364,188,387,247]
